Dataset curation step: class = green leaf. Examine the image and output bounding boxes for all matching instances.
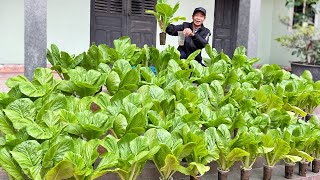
[113,114,128,138]
[106,71,120,95]
[26,123,53,139]
[187,162,210,176]
[45,160,74,180]
[5,75,29,88]
[10,140,43,177]
[270,138,291,166]
[0,148,24,180]
[32,68,54,86]
[42,136,74,169]
[119,69,139,91]
[283,155,302,163]
[225,148,249,169]
[3,98,36,130]
[92,153,118,179]
[160,154,190,178]
[19,82,47,97]
[0,110,15,135]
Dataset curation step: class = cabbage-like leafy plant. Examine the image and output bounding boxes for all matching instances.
[145,128,196,180]
[205,124,249,171]
[258,129,303,166]
[145,0,186,33]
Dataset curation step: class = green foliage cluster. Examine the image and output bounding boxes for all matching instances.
[145,0,186,32]
[0,36,320,180]
[277,0,320,64]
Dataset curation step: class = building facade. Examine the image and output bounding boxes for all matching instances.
[1,0,318,67]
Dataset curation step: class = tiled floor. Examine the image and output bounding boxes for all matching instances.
[0,72,23,92]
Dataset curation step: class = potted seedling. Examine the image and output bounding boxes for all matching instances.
[309,120,320,173]
[283,126,315,179]
[145,128,196,180]
[258,129,301,180]
[290,122,316,177]
[146,0,186,45]
[205,125,249,180]
[232,127,262,180]
[173,125,213,180]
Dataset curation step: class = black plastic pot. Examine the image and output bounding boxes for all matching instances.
[285,162,295,179]
[190,175,200,180]
[159,32,166,45]
[240,168,252,180]
[312,158,320,173]
[263,165,273,180]
[299,161,308,177]
[290,61,320,81]
[218,168,229,180]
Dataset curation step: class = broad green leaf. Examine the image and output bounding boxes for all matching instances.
[106,71,120,95]
[5,75,29,88]
[283,155,302,163]
[4,98,36,130]
[188,162,210,176]
[225,148,249,169]
[0,148,24,180]
[270,139,291,166]
[42,136,74,169]
[0,110,14,135]
[19,82,46,97]
[10,140,42,177]
[113,114,128,137]
[45,160,74,180]
[160,154,190,178]
[26,123,53,139]
[32,68,54,86]
[92,153,118,179]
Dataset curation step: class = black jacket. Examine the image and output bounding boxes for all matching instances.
[166,22,211,62]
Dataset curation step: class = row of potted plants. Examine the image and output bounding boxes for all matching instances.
[0,37,319,180]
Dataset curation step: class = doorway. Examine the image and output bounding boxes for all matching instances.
[212,0,239,57]
[90,0,157,47]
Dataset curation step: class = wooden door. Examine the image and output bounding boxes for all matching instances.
[90,0,156,47]
[212,0,239,57]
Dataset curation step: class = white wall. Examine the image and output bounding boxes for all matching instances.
[0,0,24,64]
[155,0,215,58]
[47,0,91,55]
[257,0,273,65]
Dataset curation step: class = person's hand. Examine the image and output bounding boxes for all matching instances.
[183,28,194,37]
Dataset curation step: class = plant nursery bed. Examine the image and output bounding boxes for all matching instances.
[95,161,320,180]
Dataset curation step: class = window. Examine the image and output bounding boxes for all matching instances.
[292,1,316,27]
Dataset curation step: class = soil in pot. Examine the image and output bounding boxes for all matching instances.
[263,165,273,180]
[299,161,308,177]
[285,163,295,179]
[218,168,229,180]
[159,32,166,45]
[240,168,252,180]
[312,159,320,173]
